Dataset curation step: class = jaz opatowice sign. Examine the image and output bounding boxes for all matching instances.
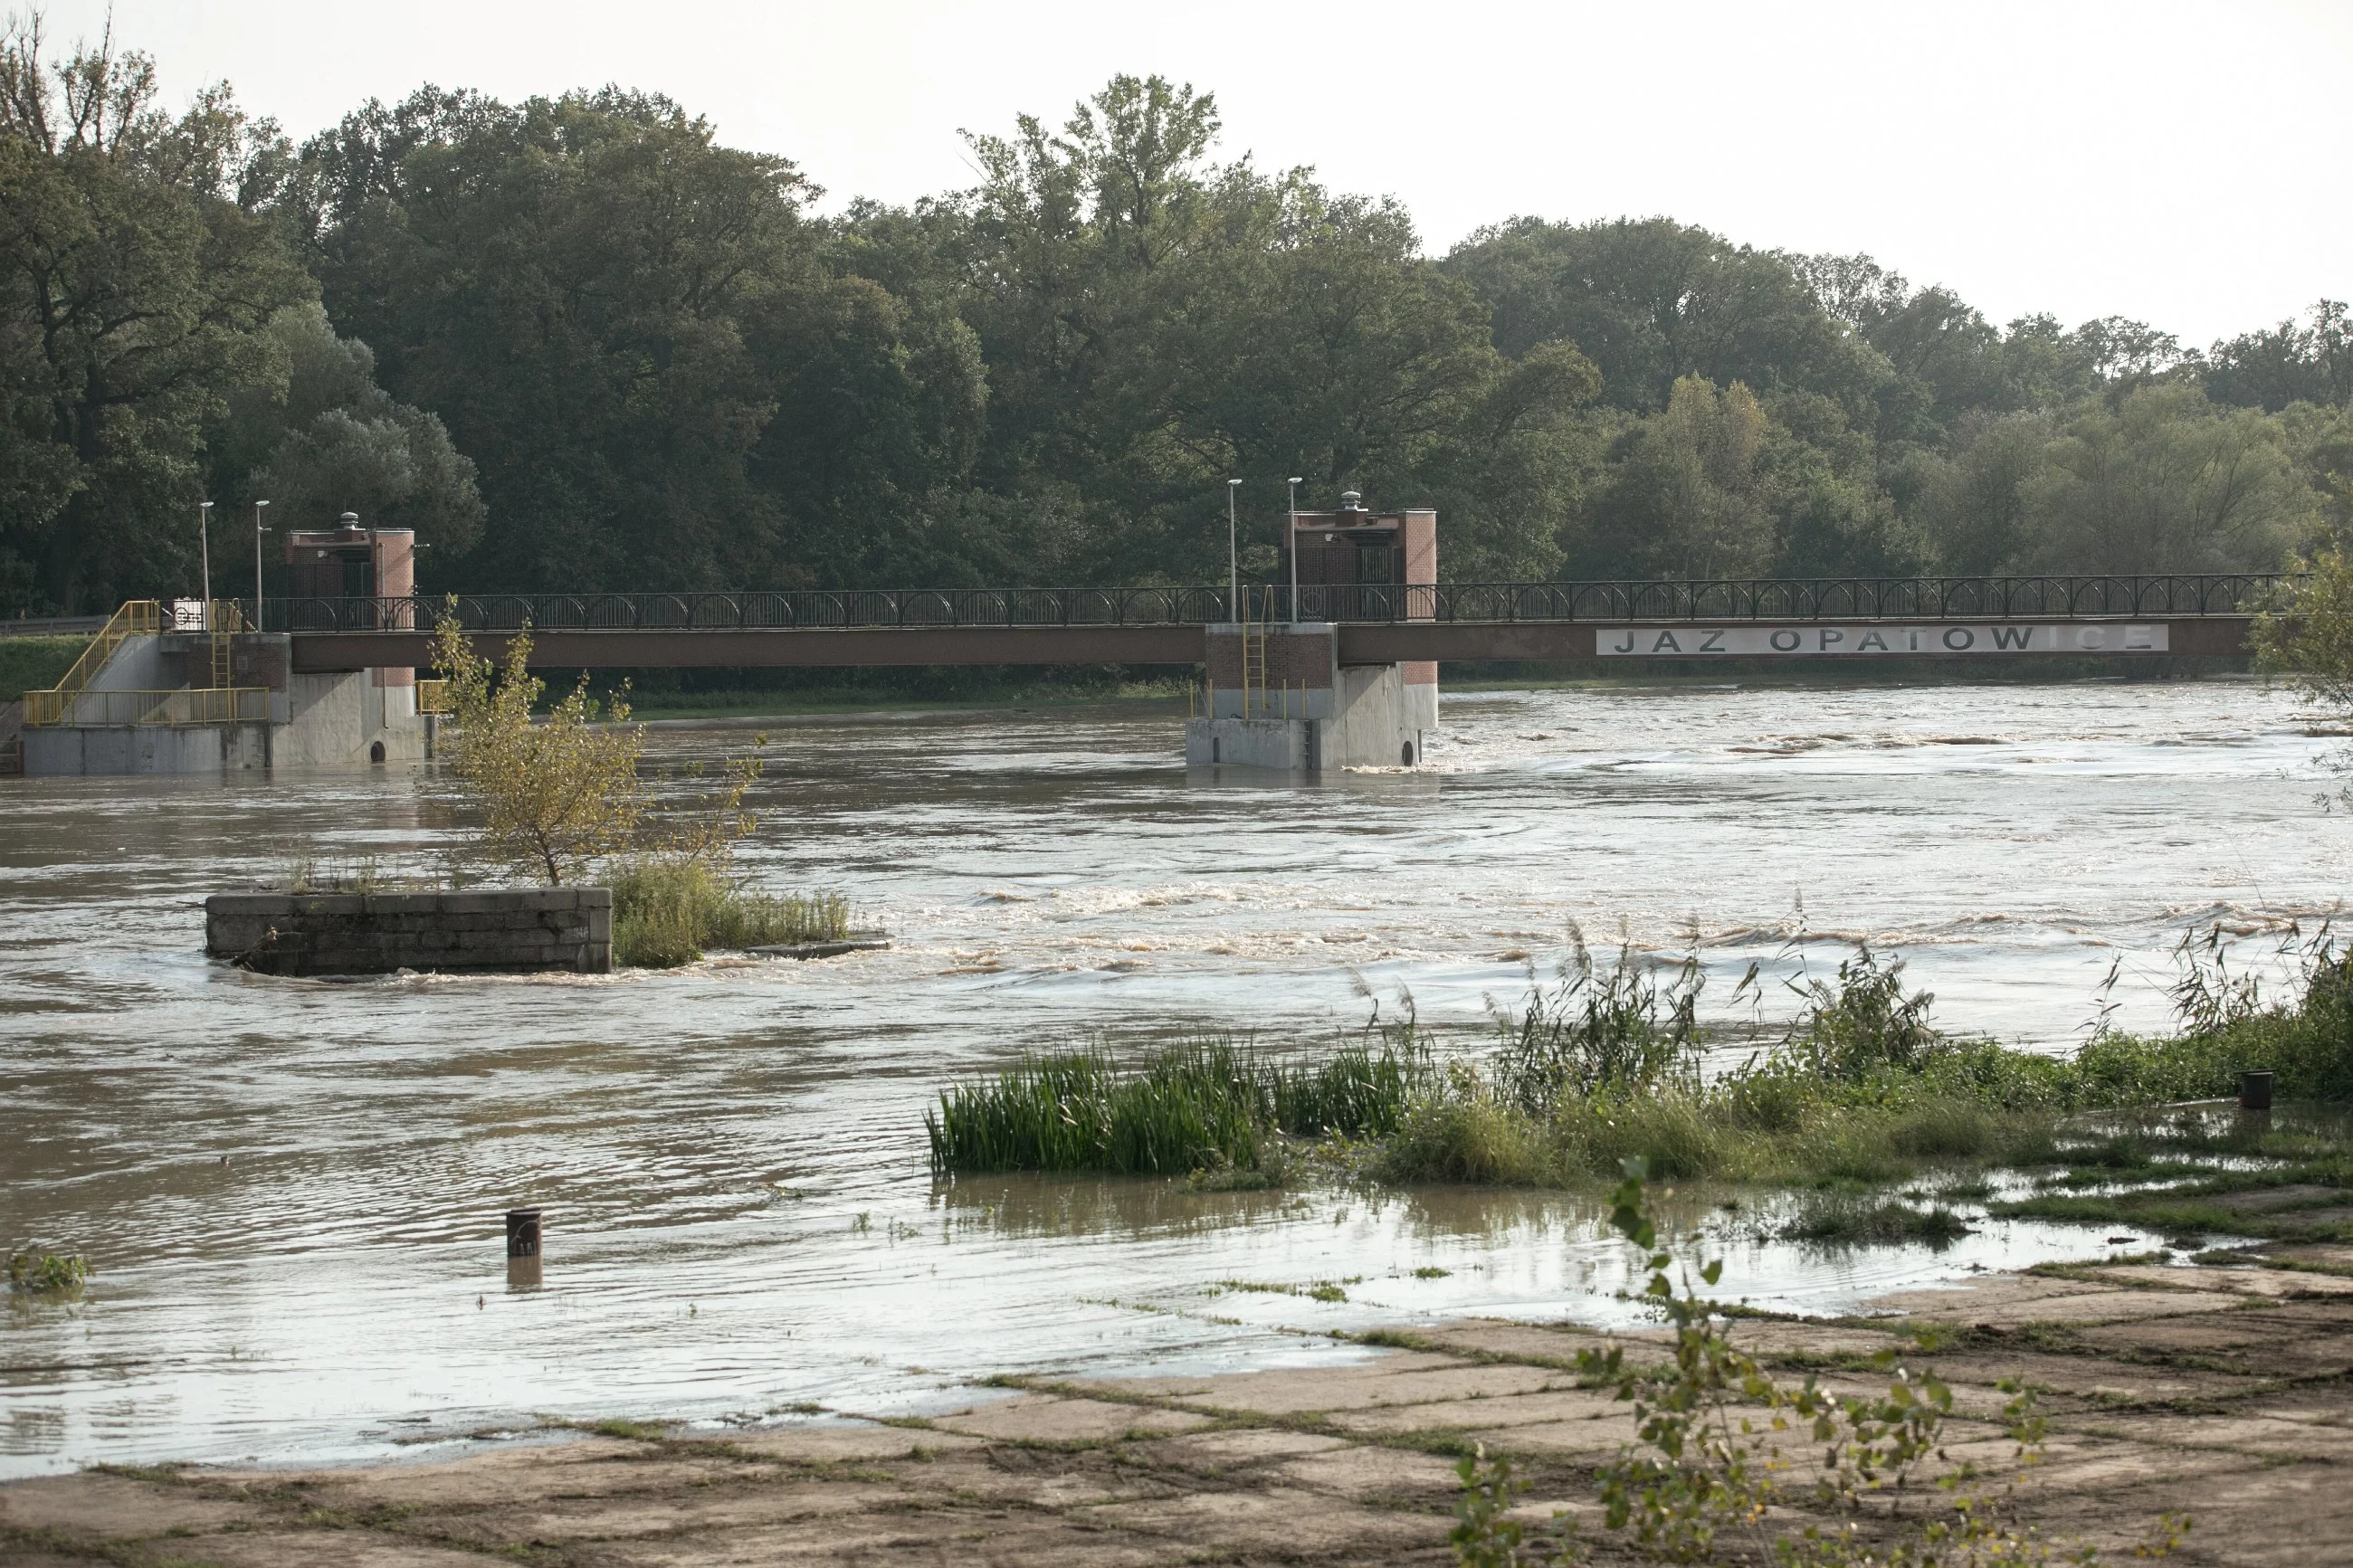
[1599,623,2167,656]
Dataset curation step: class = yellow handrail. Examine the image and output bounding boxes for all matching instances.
[38,600,159,711]
[23,687,271,727]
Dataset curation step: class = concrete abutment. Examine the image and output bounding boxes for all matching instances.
[1184,622,1440,774]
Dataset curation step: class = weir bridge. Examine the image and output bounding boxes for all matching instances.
[272,574,2274,673]
[5,573,2282,776]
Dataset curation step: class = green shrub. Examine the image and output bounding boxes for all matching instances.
[1766,944,1937,1083]
[1377,1089,1555,1184]
[610,857,849,967]
[7,1250,90,1292]
[1554,1091,1721,1181]
[1492,932,1701,1112]
[2072,1029,2238,1106]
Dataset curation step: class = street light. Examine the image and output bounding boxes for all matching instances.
[1286,478,1302,624]
[1225,479,1241,622]
[252,499,269,629]
[197,501,214,627]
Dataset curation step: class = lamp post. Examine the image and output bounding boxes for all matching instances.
[1225,479,1241,623]
[252,499,269,631]
[197,503,214,625]
[1286,478,1302,624]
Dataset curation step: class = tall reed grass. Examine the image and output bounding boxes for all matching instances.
[924,922,2353,1192]
[610,857,849,967]
[926,1036,1425,1176]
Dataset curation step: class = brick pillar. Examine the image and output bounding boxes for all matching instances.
[1203,623,1338,719]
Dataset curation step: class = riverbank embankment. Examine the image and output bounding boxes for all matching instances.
[6,1247,2348,1565]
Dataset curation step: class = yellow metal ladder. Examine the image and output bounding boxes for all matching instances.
[1241,603,1267,717]
[205,600,245,689]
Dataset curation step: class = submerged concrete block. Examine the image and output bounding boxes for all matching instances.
[204,889,613,977]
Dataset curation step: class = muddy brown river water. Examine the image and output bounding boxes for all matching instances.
[1,677,2344,1476]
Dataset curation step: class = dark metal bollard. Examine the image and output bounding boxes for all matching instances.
[506,1208,543,1288]
[2238,1070,2275,1112]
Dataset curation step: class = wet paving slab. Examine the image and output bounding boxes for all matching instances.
[10,1256,2353,1564]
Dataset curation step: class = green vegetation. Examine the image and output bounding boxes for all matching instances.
[4,23,2349,614]
[925,924,2353,1220]
[609,858,850,967]
[0,635,88,696]
[430,613,645,888]
[1213,1277,1358,1303]
[1371,943,2070,1191]
[925,1037,1424,1177]
[1368,930,2353,1195]
[1777,1195,1972,1248]
[1448,1162,2193,1565]
[424,608,852,965]
[7,1248,90,1293]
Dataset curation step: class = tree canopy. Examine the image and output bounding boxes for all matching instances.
[2,37,2348,613]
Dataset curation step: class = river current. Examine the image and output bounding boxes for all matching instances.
[1,676,2342,1475]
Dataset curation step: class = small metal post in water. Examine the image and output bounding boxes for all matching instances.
[2237,1069,2275,1136]
[506,1207,543,1288]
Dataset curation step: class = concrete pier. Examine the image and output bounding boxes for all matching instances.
[1185,622,1438,772]
[1186,494,1442,774]
[20,630,427,775]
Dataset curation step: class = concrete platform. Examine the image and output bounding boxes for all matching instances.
[13,1255,2350,1563]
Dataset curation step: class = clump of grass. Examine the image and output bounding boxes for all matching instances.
[610,856,849,967]
[927,1036,1425,1177]
[1212,1277,1358,1301]
[1779,1196,1973,1247]
[7,1249,91,1293]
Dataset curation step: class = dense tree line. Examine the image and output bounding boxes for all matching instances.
[2,25,2346,613]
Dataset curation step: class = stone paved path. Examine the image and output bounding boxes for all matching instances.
[9,1250,2353,1564]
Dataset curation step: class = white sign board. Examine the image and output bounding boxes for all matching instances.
[169,598,207,632]
[1596,623,2167,656]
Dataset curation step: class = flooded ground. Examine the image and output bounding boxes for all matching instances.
[2,676,2344,1476]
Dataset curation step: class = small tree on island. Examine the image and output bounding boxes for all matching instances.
[425,605,842,963]
[429,607,645,887]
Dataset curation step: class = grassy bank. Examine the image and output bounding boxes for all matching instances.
[610,858,850,966]
[0,634,90,696]
[925,930,2353,1212]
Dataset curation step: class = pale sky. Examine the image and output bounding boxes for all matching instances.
[33,0,2353,347]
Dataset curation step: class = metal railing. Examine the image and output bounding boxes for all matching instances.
[43,599,158,698]
[24,687,271,727]
[255,574,2289,635]
[0,613,110,639]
